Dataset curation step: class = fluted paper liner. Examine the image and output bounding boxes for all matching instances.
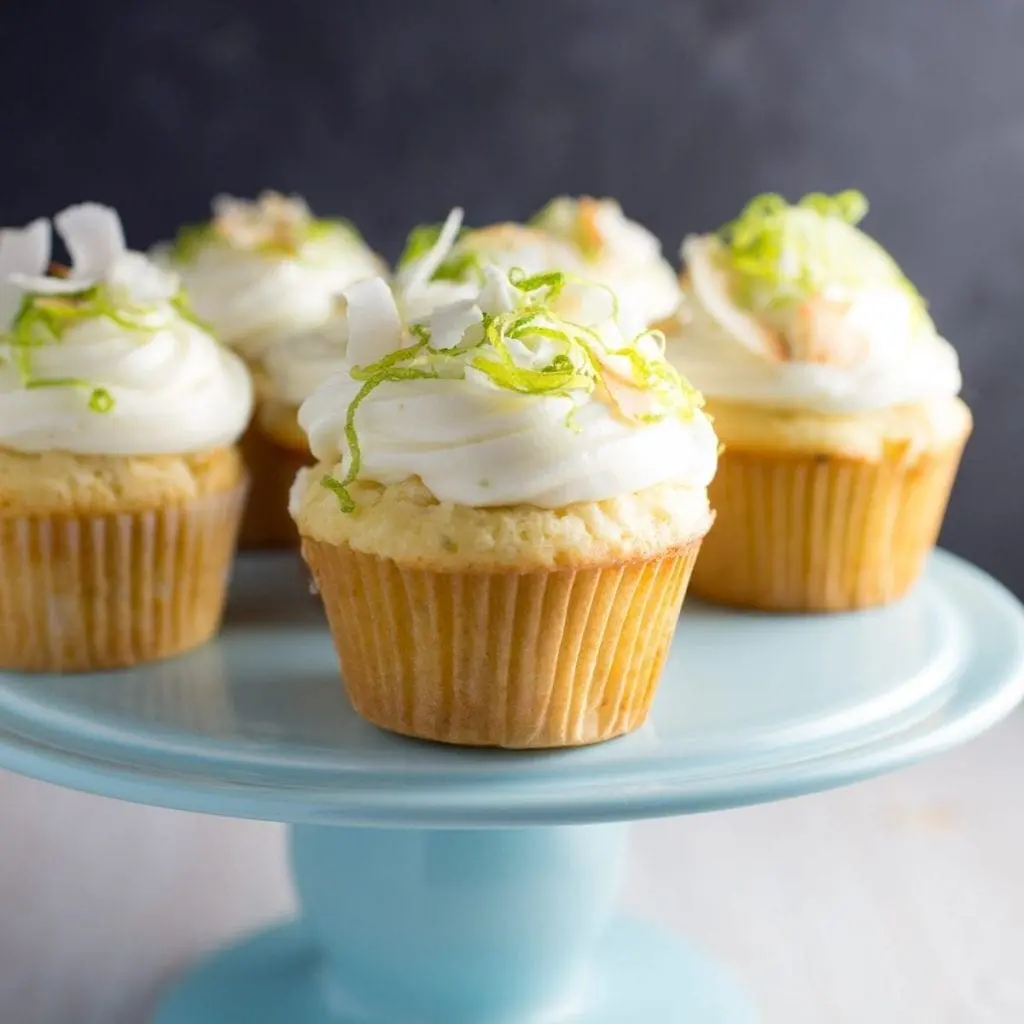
[302,540,703,748]
[238,420,310,550]
[690,441,966,612]
[0,482,247,672]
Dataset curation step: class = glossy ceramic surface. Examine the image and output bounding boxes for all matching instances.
[154,917,757,1024]
[0,550,1018,1024]
[0,551,1019,827]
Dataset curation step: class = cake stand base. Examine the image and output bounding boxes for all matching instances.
[151,822,756,1023]
[153,918,757,1024]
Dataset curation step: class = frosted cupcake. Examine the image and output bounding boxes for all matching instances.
[668,190,971,611]
[291,262,718,748]
[165,191,384,547]
[0,204,253,671]
[531,196,681,334]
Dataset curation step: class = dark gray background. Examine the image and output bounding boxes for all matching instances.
[2,1,1020,589]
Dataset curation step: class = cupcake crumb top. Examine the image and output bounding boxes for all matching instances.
[292,471,712,571]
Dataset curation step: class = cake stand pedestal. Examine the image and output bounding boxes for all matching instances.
[0,551,1020,1023]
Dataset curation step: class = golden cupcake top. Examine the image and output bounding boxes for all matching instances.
[668,190,962,412]
[294,227,718,515]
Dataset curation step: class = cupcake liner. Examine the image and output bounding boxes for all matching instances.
[301,539,703,748]
[238,419,310,549]
[0,480,248,672]
[690,440,966,612]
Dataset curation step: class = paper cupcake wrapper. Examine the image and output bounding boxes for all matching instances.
[0,481,247,672]
[238,419,310,550]
[301,539,703,749]
[690,441,966,612]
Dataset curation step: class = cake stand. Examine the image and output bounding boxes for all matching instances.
[0,551,1021,1023]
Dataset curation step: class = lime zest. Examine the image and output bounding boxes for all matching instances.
[170,288,212,333]
[320,270,704,512]
[22,377,116,413]
[88,386,115,412]
[397,222,480,283]
[2,279,196,415]
[309,217,365,246]
[320,474,354,514]
[715,190,928,327]
[398,224,448,268]
[170,223,213,263]
[320,337,440,510]
[174,210,362,262]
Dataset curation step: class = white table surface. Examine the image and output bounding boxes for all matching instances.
[1,710,1022,1024]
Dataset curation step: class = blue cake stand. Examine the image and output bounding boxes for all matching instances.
[0,551,1021,1023]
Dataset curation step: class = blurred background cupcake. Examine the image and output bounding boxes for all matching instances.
[291,237,718,748]
[666,190,971,611]
[395,198,679,335]
[0,203,253,670]
[160,191,385,548]
[531,196,681,334]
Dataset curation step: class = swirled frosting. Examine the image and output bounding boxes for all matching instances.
[262,316,349,408]
[165,192,385,361]
[666,192,962,413]
[296,265,718,510]
[0,204,252,455]
[532,196,681,334]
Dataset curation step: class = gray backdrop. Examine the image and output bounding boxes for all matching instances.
[2,0,1020,589]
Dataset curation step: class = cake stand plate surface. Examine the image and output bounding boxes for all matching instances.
[0,550,1019,826]
[0,550,1020,1024]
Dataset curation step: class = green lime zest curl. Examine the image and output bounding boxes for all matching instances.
[170,223,213,263]
[309,217,365,246]
[22,377,116,414]
[319,338,439,511]
[170,289,212,333]
[397,222,481,282]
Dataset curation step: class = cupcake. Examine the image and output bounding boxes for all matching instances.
[0,204,253,671]
[667,190,971,611]
[290,261,718,748]
[164,191,385,548]
[530,196,681,333]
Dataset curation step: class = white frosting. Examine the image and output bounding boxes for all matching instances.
[534,197,681,334]
[668,235,962,413]
[0,204,253,456]
[0,314,253,455]
[263,315,349,407]
[297,269,717,509]
[167,195,384,361]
